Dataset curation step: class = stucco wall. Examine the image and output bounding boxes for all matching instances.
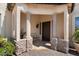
[4,10,12,38]
[0,4,12,38]
[40,15,52,22]
[20,14,52,39]
[31,15,41,35]
[31,13,65,40]
[0,3,7,35]
[31,15,52,39]
[20,12,26,33]
[56,13,64,39]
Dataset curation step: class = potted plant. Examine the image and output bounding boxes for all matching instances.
[73,30,79,53]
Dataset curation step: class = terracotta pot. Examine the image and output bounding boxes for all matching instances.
[74,43,79,53]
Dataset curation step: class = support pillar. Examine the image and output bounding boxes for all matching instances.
[16,7,20,41]
[51,14,58,50]
[63,8,69,53]
[15,7,27,55]
[57,9,69,53]
[53,14,57,37]
[26,13,33,51]
[64,9,69,42]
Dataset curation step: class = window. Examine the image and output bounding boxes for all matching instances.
[75,17,79,31]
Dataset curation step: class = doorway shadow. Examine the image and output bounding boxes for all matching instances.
[33,39,52,50]
[33,39,79,56]
[69,48,79,56]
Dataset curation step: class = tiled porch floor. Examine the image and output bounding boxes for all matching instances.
[19,40,78,56]
[32,40,51,50]
[19,49,73,56]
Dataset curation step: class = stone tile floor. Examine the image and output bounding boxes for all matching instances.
[19,49,74,56]
[19,40,79,56]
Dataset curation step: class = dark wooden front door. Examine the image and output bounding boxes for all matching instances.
[42,21,50,41]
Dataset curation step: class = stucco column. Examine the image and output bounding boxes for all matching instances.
[56,9,69,53]
[58,8,69,53]
[64,9,69,41]
[16,7,20,41]
[26,13,33,51]
[50,16,53,39]
[15,7,27,55]
[26,13,31,37]
[53,14,57,37]
[51,14,58,50]
[50,14,57,38]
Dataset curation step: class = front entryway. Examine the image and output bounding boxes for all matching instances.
[42,21,50,41]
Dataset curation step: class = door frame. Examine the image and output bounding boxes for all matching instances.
[40,20,52,41]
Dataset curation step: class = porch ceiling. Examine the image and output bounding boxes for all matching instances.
[26,4,67,15]
[7,3,75,14]
[26,3,74,14]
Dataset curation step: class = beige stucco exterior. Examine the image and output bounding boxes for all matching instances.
[0,3,79,48]
[4,9,12,38]
[0,3,7,36]
[30,13,64,40]
[20,12,26,34]
[56,13,64,39]
[69,4,79,47]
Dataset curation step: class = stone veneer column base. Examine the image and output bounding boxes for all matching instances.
[15,39,27,55]
[57,39,69,53]
[26,36,33,52]
[51,38,69,53]
[50,38,58,50]
[15,37,33,55]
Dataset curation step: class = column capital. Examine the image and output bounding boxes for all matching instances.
[26,12,32,21]
[26,11,32,15]
[26,13,33,51]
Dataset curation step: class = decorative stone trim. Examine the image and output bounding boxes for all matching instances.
[57,39,69,53]
[15,39,27,55]
[26,36,33,51]
[15,37,33,55]
[50,38,58,50]
[51,38,69,53]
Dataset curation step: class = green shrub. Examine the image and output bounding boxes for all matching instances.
[73,30,79,43]
[0,35,15,56]
[0,48,6,56]
[4,41,15,56]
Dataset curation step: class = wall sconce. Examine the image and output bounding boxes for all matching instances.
[36,24,39,28]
